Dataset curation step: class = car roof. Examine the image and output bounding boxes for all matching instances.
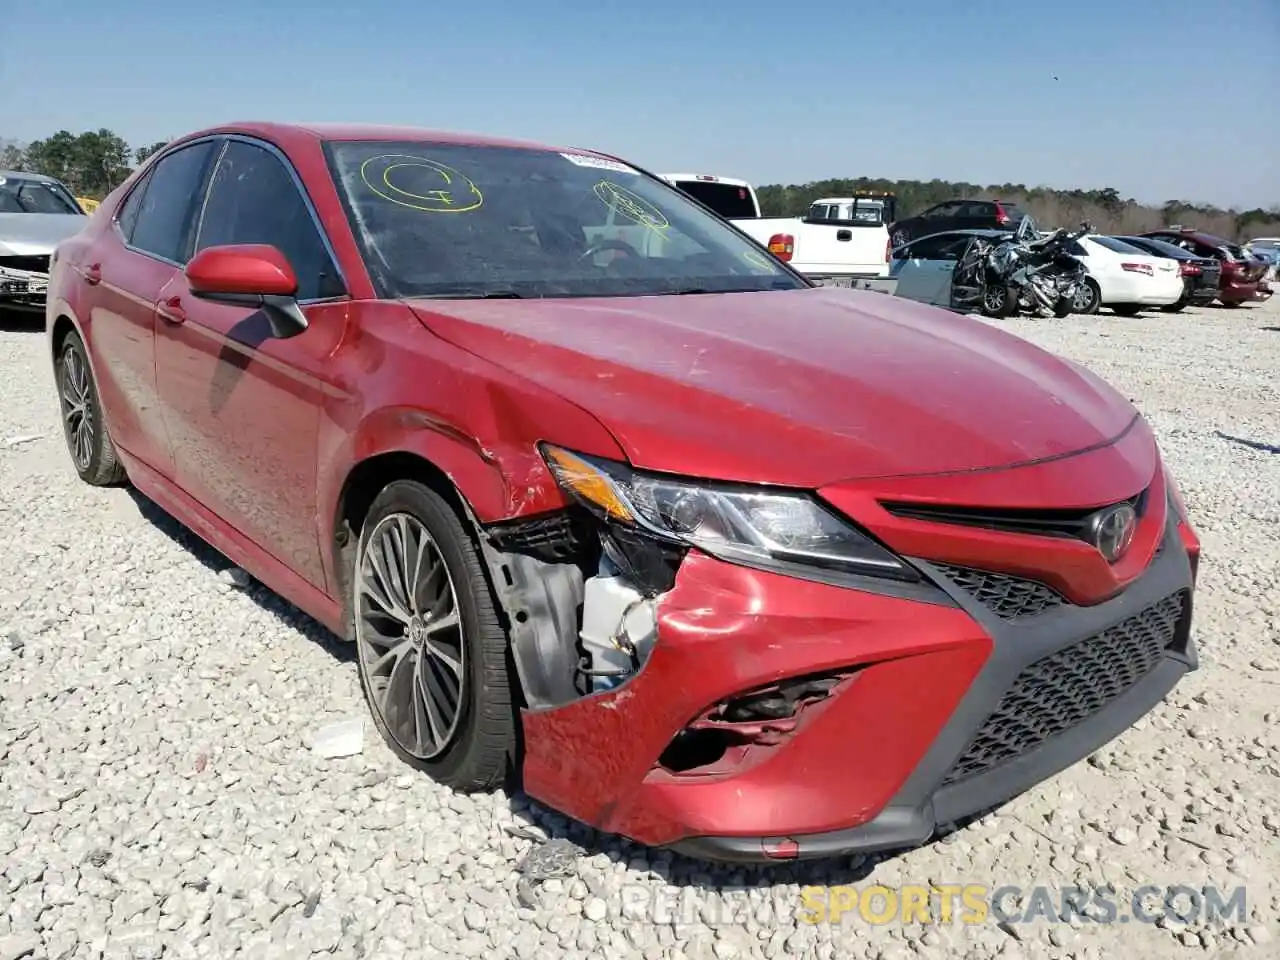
[0,169,60,183]
[168,121,603,158]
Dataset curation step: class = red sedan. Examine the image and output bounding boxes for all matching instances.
[46,122,1201,862]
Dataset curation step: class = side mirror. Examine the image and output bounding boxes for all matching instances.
[185,244,308,339]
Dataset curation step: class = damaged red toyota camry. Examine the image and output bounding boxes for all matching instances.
[47,122,1201,862]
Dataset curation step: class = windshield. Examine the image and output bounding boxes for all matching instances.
[666,179,758,219]
[1091,236,1148,255]
[0,176,84,215]
[324,141,803,299]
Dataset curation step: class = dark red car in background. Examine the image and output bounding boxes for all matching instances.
[1140,228,1265,305]
[46,122,1201,862]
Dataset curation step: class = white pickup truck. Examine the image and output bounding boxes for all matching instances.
[659,173,896,290]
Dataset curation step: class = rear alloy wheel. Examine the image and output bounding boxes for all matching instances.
[1072,278,1101,315]
[352,480,515,790]
[981,283,1016,317]
[56,331,127,486]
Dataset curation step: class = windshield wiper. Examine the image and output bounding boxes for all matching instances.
[422,289,525,300]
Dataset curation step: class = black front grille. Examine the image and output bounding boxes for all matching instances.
[940,590,1188,786]
[882,486,1149,545]
[933,563,1065,619]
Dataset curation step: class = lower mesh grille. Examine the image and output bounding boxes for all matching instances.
[933,563,1065,619]
[940,590,1188,786]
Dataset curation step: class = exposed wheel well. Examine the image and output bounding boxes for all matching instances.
[331,451,475,628]
[50,315,76,356]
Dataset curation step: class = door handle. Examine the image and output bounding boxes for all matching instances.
[836,230,852,241]
[157,295,186,325]
[84,263,101,285]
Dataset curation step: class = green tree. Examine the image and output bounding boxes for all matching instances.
[24,128,133,199]
[0,143,27,171]
[134,140,168,165]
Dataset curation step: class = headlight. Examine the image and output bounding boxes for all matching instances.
[540,444,917,582]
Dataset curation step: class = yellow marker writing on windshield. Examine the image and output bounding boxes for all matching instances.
[594,179,669,235]
[359,155,483,213]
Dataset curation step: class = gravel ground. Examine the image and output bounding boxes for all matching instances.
[1,296,1277,960]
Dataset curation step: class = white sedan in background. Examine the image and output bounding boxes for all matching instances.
[1060,235,1183,315]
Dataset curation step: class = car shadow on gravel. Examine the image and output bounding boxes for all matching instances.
[0,308,46,332]
[123,487,355,664]
[1215,432,1280,455]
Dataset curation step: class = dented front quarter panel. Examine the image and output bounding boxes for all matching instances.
[519,551,992,847]
[314,300,628,595]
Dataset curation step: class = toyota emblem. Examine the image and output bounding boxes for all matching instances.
[1087,503,1137,562]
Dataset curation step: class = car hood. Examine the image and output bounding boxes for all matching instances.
[406,287,1140,487]
[0,213,88,257]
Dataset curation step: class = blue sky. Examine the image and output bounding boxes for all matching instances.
[3,0,1277,209]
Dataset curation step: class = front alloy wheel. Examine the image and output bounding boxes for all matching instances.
[351,480,515,790]
[356,512,466,760]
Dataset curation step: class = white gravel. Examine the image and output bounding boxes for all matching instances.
[1,297,1277,960]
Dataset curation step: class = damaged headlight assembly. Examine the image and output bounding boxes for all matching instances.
[539,444,920,585]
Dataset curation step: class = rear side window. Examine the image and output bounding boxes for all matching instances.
[115,171,152,242]
[670,180,757,219]
[129,141,216,263]
[194,140,345,301]
[908,233,965,259]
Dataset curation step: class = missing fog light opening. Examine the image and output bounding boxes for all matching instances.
[657,673,850,774]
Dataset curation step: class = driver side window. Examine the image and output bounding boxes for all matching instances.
[194,140,345,302]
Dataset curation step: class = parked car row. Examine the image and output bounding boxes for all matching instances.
[886,222,1271,316]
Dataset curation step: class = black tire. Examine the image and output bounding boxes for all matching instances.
[55,330,127,486]
[351,479,515,791]
[1072,278,1101,316]
[1111,304,1142,317]
[1052,296,1073,318]
[1161,298,1188,313]
[980,282,1017,318]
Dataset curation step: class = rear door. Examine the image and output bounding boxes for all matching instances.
[81,139,218,478]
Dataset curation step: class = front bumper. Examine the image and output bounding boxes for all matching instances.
[0,262,50,311]
[519,459,1199,862]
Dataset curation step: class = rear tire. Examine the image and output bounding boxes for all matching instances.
[980,283,1017,318]
[350,479,516,792]
[1072,278,1101,316]
[1111,304,1142,317]
[56,330,127,486]
[1161,298,1188,313]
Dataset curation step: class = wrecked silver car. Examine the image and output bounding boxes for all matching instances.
[0,171,88,312]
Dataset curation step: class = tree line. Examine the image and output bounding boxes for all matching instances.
[1,130,168,200]
[4,127,1278,242]
[757,179,1280,244]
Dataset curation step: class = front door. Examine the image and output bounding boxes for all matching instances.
[154,137,349,591]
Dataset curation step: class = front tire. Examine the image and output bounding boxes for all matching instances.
[56,330,127,486]
[351,480,516,791]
